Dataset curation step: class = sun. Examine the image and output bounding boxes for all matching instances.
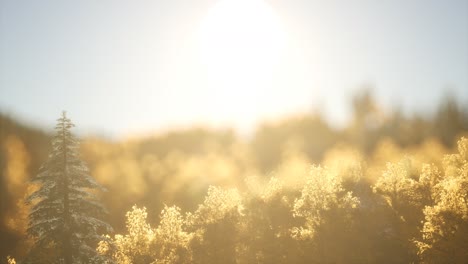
[198,0,286,90]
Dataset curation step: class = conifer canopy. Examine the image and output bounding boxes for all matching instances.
[26,112,112,264]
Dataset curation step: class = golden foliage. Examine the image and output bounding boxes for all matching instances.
[415,137,468,263]
[188,186,243,226]
[2,102,468,262]
[6,256,16,264]
[94,136,468,263]
[373,159,419,210]
[98,205,192,264]
[292,166,360,240]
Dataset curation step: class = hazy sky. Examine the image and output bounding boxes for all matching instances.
[1,0,467,137]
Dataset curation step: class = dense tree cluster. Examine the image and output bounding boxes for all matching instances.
[93,138,468,264]
[1,92,468,263]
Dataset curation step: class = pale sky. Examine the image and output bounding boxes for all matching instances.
[1,0,467,137]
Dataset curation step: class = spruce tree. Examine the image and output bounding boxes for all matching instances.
[26,112,112,264]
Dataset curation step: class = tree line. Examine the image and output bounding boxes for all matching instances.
[1,91,468,263]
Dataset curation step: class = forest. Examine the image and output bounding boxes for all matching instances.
[1,91,468,263]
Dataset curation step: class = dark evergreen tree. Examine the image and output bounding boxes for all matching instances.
[25,112,112,264]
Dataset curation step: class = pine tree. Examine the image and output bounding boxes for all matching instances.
[26,112,112,264]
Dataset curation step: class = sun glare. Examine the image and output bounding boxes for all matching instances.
[198,0,286,90]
